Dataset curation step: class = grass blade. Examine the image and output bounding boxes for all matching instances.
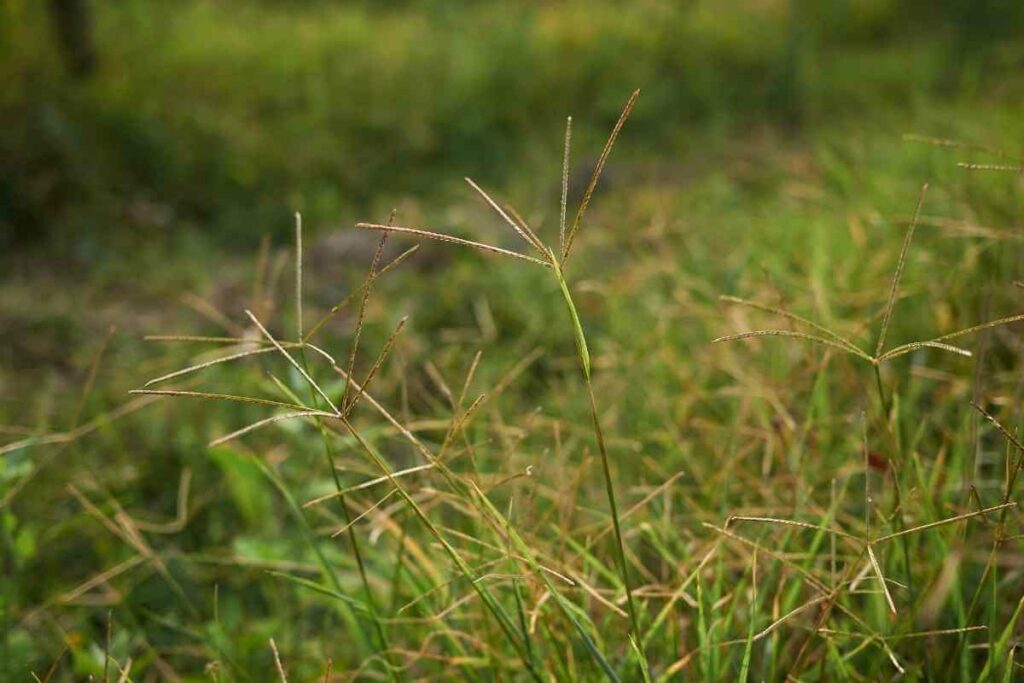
[465,177,546,255]
[266,571,369,614]
[355,223,552,267]
[560,115,572,252]
[562,89,639,262]
[875,184,927,357]
[129,389,308,411]
[719,295,864,356]
[713,329,872,360]
[295,212,303,339]
[302,244,419,343]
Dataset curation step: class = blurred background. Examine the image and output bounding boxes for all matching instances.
[5,0,1024,248]
[4,0,1024,677]
[4,0,1024,376]
[4,0,1021,406]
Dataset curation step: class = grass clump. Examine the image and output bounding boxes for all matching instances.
[8,86,1024,679]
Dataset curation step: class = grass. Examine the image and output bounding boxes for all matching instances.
[6,0,1024,249]
[6,2,1024,677]
[6,88,1024,679]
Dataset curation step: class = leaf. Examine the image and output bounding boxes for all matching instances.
[208,446,270,526]
[266,570,369,614]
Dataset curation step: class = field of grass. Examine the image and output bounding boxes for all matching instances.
[5,1,1024,681]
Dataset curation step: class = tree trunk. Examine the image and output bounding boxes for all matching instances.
[49,0,96,78]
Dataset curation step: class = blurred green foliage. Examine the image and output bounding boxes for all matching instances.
[3,0,1023,251]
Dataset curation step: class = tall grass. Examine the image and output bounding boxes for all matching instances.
[8,94,1024,680]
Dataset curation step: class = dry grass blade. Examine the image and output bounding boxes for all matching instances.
[436,525,576,586]
[303,244,420,343]
[707,521,906,663]
[749,598,830,645]
[727,515,858,540]
[718,596,829,646]
[208,410,336,447]
[821,625,986,640]
[972,403,1024,455]
[866,545,897,615]
[643,545,717,647]
[304,463,433,509]
[924,313,1024,344]
[877,312,1024,362]
[269,638,288,682]
[67,485,195,614]
[115,658,132,683]
[957,162,1024,172]
[345,316,407,416]
[560,115,572,252]
[0,432,78,456]
[706,522,830,595]
[583,471,686,543]
[396,560,503,615]
[295,212,303,338]
[436,393,487,463]
[342,217,391,410]
[457,350,483,412]
[144,334,270,344]
[575,576,629,619]
[971,404,1024,518]
[902,215,1024,241]
[463,480,619,679]
[713,330,872,360]
[330,489,399,538]
[245,310,339,414]
[339,418,543,680]
[872,502,1016,543]
[51,555,146,605]
[324,363,435,466]
[902,134,1024,162]
[129,389,308,411]
[355,223,551,267]
[719,294,864,354]
[465,177,546,255]
[562,89,640,262]
[877,340,973,362]
[504,204,546,257]
[876,184,927,357]
[144,346,281,387]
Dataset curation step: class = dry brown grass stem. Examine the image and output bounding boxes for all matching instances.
[876,183,927,357]
[303,463,434,509]
[559,115,572,252]
[130,389,307,411]
[269,638,288,682]
[465,177,546,255]
[342,215,392,410]
[562,89,639,262]
[355,223,551,267]
[245,309,339,413]
[303,244,419,343]
[957,162,1024,172]
[902,133,1024,162]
